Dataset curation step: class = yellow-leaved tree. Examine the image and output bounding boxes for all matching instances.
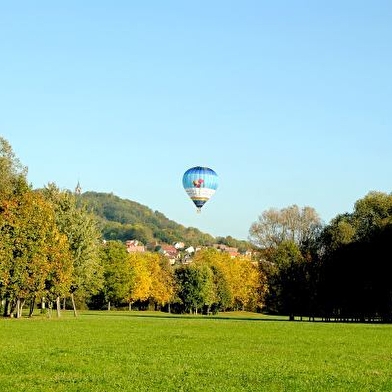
[127,252,175,311]
[128,252,152,309]
[0,190,72,318]
[193,248,263,312]
[148,253,175,311]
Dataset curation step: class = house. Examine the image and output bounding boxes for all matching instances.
[185,246,195,254]
[225,247,240,258]
[159,244,180,265]
[213,244,240,258]
[126,240,145,253]
[173,242,185,250]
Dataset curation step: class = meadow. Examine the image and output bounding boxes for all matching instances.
[0,311,391,392]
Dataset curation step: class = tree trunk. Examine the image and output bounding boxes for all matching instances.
[3,299,10,317]
[14,298,25,318]
[29,297,36,317]
[9,299,16,317]
[108,301,111,311]
[41,298,46,314]
[56,297,61,318]
[71,293,78,317]
[16,298,21,318]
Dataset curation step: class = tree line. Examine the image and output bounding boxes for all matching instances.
[90,243,261,315]
[249,197,392,322]
[1,136,392,322]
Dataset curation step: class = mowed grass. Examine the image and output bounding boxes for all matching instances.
[0,311,391,391]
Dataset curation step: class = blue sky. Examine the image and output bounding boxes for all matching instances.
[1,1,391,240]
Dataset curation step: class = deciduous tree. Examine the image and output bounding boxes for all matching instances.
[0,137,29,198]
[40,183,103,316]
[99,240,134,310]
[0,191,72,317]
[249,205,322,249]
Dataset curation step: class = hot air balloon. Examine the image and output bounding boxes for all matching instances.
[182,166,218,212]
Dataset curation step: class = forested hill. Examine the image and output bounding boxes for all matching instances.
[79,191,250,250]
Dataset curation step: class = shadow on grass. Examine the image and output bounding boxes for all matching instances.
[80,310,291,322]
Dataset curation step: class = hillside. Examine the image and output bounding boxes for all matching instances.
[79,191,250,250]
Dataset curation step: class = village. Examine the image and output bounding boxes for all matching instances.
[125,239,254,265]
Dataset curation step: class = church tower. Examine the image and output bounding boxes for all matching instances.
[75,181,81,195]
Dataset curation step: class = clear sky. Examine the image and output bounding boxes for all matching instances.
[1,1,391,240]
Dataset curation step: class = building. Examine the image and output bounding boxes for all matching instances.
[159,244,180,265]
[126,240,145,253]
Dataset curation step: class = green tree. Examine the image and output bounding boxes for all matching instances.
[174,263,215,314]
[263,240,310,320]
[0,136,29,198]
[210,264,232,312]
[193,248,233,312]
[40,183,103,316]
[98,240,134,310]
[319,213,356,254]
[321,192,392,255]
[193,248,230,313]
[352,191,392,239]
[317,192,392,322]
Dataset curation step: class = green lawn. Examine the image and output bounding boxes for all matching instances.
[0,311,391,391]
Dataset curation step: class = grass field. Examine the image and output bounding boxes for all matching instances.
[0,311,391,391]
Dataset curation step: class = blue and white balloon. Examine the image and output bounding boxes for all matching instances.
[182,166,218,212]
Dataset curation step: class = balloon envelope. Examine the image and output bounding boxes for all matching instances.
[182,166,218,211]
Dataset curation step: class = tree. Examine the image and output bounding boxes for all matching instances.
[317,192,392,322]
[127,252,153,308]
[0,190,72,318]
[40,183,103,316]
[44,229,73,317]
[127,252,175,311]
[249,205,322,249]
[174,264,215,314]
[0,137,29,198]
[352,191,392,240]
[0,139,73,318]
[210,264,232,313]
[98,240,134,310]
[249,205,322,318]
[192,248,263,313]
[319,213,356,256]
[148,253,175,310]
[262,240,309,320]
[229,256,261,311]
[192,248,233,312]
